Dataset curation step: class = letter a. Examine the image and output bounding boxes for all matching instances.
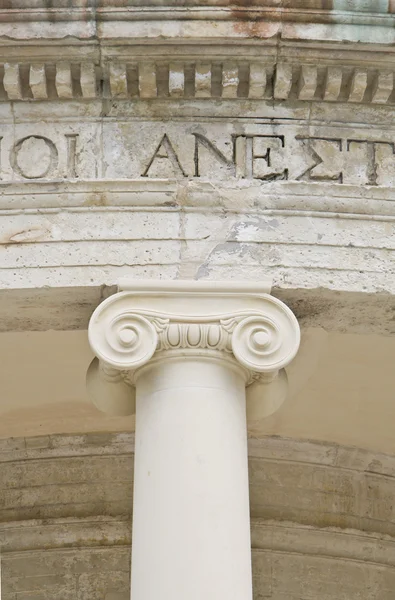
[142,134,187,177]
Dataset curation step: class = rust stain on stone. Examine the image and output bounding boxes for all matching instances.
[2,226,50,245]
[231,6,282,39]
[231,1,338,39]
[85,192,108,207]
[293,1,333,8]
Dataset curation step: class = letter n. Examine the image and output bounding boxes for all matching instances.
[193,133,235,177]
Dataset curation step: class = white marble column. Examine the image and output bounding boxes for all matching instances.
[87,281,300,600]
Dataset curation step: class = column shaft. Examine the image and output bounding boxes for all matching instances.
[131,356,253,600]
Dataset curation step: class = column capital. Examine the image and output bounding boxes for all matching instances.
[87,280,300,416]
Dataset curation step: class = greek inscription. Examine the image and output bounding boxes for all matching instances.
[141,131,395,184]
[2,124,395,187]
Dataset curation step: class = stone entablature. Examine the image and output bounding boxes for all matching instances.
[2,117,395,298]
[1,0,395,336]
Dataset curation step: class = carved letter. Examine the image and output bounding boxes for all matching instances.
[11,135,59,179]
[193,133,234,177]
[346,140,395,186]
[142,134,187,178]
[234,135,287,180]
[65,134,79,178]
[296,137,343,183]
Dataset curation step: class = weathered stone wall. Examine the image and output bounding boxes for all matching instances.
[2,433,395,599]
[3,546,131,600]
[4,525,395,600]
[2,0,395,335]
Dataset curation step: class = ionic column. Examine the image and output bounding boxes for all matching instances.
[87,281,300,600]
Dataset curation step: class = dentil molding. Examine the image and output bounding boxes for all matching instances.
[2,60,395,106]
[3,2,395,107]
[87,280,300,419]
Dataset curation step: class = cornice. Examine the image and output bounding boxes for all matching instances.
[2,3,395,49]
[2,3,395,26]
[2,3,395,106]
